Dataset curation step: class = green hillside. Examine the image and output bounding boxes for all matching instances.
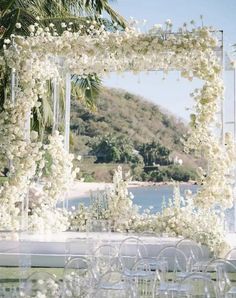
[70,87,199,182]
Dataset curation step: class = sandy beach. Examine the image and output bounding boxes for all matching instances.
[67,180,196,200]
[67,181,112,200]
[67,181,153,200]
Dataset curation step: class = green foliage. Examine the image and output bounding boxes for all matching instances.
[71,88,188,152]
[70,87,199,182]
[144,165,197,182]
[90,134,143,164]
[82,172,95,182]
[138,141,172,166]
[71,74,102,111]
[0,176,7,185]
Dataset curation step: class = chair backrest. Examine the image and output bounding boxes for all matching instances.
[119,236,147,258]
[205,258,236,295]
[24,271,59,297]
[93,244,120,276]
[225,247,236,260]
[176,238,203,269]
[119,236,148,270]
[63,257,95,298]
[94,244,118,258]
[179,273,217,297]
[205,258,236,273]
[139,231,161,250]
[156,246,188,273]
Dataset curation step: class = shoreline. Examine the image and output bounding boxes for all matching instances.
[67,180,197,200]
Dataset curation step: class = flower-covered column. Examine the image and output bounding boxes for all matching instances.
[52,77,60,134]
[64,72,71,153]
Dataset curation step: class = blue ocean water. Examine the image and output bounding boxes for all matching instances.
[67,184,199,214]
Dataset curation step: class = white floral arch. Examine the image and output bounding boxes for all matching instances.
[0,23,235,243]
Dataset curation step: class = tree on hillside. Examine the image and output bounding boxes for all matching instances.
[138,141,172,166]
[90,135,143,164]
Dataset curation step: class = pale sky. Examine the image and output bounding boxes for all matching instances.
[103,0,236,124]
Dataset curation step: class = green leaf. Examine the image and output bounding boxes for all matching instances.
[0,0,17,16]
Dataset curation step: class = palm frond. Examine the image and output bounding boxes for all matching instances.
[83,0,126,28]
[0,0,17,16]
[72,74,102,110]
[103,2,127,28]
[42,95,53,127]
[0,7,37,43]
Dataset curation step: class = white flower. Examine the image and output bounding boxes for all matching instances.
[61,22,67,28]
[15,23,22,29]
[165,19,172,26]
[28,25,35,33]
[30,131,38,141]
[154,24,162,30]
[4,39,11,44]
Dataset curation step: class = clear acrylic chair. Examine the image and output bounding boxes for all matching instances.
[132,257,161,298]
[93,244,120,278]
[176,238,204,272]
[23,271,59,298]
[156,246,188,274]
[205,258,236,298]
[139,231,162,258]
[118,236,148,274]
[155,246,188,296]
[177,272,218,297]
[63,256,96,298]
[94,270,136,298]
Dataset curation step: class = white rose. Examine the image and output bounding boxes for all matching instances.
[15,23,22,29]
[28,25,35,33]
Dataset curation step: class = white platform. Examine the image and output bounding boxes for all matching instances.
[0,232,235,268]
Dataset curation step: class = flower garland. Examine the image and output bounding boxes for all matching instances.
[131,184,228,255]
[69,167,228,254]
[0,21,235,232]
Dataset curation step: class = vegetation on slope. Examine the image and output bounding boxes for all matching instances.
[70,87,199,182]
